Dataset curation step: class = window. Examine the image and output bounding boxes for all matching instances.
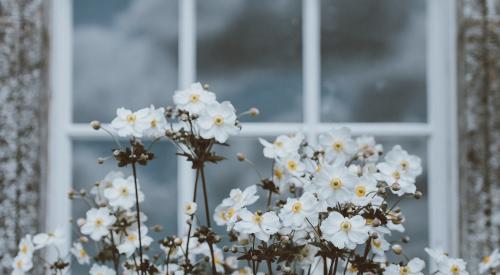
[47,0,458,263]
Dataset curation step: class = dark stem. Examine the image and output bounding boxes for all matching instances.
[109,230,120,272]
[184,168,200,266]
[266,260,273,275]
[322,256,327,275]
[328,257,334,275]
[200,166,217,274]
[267,190,273,207]
[357,238,372,275]
[131,161,144,274]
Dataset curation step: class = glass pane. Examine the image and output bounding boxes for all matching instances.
[72,140,177,273]
[321,0,427,122]
[197,0,302,122]
[73,0,178,123]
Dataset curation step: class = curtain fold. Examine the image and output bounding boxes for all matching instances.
[0,0,47,272]
[458,0,500,270]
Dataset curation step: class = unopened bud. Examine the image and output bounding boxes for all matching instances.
[174,237,183,246]
[372,218,381,227]
[79,236,89,243]
[152,225,163,232]
[401,236,410,243]
[280,235,289,242]
[223,246,229,252]
[391,244,403,255]
[391,183,401,192]
[414,191,423,199]
[203,84,210,90]
[77,218,86,227]
[249,107,259,117]
[97,158,105,164]
[236,153,246,161]
[90,120,101,130]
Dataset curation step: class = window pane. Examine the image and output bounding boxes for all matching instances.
[197,0,302,122]
[321,0,427,122]
[72,140,177,273]
[73,0,178,123]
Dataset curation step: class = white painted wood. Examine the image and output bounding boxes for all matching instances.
[47,0,72,261]
[68,122,432,139]
[303,0,321,145]
[177,0,196,234]
[426,0,459,258]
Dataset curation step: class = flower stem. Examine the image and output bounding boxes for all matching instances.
[184,168,200,268]
[131,161,144,274]
[200,166,217,274]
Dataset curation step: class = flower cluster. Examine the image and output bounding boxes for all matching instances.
[11,83,499,274]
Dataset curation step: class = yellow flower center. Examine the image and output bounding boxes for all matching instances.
[252,214,263,224]
[126,114,136,124]
[274,141,284,148]
[213,115,224,126]
[189,93,200,103]
[340,221,351,231]
[79,249,87,257]
[120,187,129,196]
[287,160,298,171]
[450,264,460,274]
[482,255,491,264]
[20,244,28,254]
[400,160,409,171]
[16,259,23,269]
[365,218,373,225]
[399,266,410,275]
[274,168,283,180]
[128,234,138,241]
[355,185,366,197]
[226,208,236,219]
[330,178,342,189]
[372,239,382,249]
[292,202,302,213]
[347,265,358,272]
[239,268,249,275]
[332,141,344,152]
[392,171,401,180]
[95,218,104,227]
[150,119,157,128]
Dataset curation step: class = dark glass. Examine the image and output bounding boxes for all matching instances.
[198,0,302,122]
[73,0,178,123]
[321,0,427,122]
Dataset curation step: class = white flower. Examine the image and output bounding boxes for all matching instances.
[80,208,116,241]
[259,133,303,159]
[33,228,64,249]
[320,212,369,249]
[351,175,378,206]
[376,162,416,196]
[158,264,183,275]
[233,209,280,242]
[117,226,153,257]
[343,262,360,275]
[318,127,357,163]
[438,258,469,275]
[425,248,448,265]
[298,244,320,267]
[110,107,150,137]
[184,202,198,216]
[16,235,34,259]
[278,154,305,177]
[214,203,239,228]
[356,136,383,162]
[70,242,90,265]
[173,82,216,114]
[104,176,144,210]
[312,164,356,206]
[89,264,116,275]
[197,101,240,143]
[222,185,259,209]
[371,236,390,257]
[198,245,226,273]
[91,171,124,205]
[385,145,422,177]
[279,192,322,230]
[479,249,500,273]
[383,258,425,275]
[11,254,33,274]
[143,105,168,138]
[272,162,292,192]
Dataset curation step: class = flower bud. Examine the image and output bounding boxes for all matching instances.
[249,107,260,117]
[90,120,101,130]
[79,236,89,243]
[203,84,210,90]
[414,191,423,199]
[372,218,381,227]
[391,244,403,255]
[152,225,163,232]
[391,183,401,192]
[97,157,105,164]
[401,236,410,243]
[236,153,246,161]
[77,218,86,227]
[174,237,183,246]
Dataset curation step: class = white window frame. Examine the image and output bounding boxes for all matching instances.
[47,0,459,258]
